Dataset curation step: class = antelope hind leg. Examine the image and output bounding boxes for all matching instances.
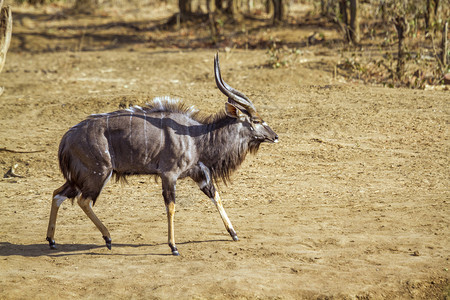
[46,193,65,249]
[46,183,77,250]
[210,190,239,241]
[77,196,112,250]
[195,163,238,241]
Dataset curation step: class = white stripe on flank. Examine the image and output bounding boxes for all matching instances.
[143,111,148,163]
[129,111,133,163]
[106,115,116,169]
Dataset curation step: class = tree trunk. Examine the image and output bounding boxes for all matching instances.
[0,0,12,74]
[179,0,191,15]
[380,0,387,23]
[425,0,436,33]
[434,0,440,18]
[394,16,407,80]
[206,0,216,13]
[339,0,350,42]
[246,0,254,13]
[441,21,448,67]
[349,0,360,44]
[228,0,242,21]
[27,0,45,4]
[339,0,348,25]
[320,0,328,17]
[215,0,223,11]
[266,0,274,15]
[208,12,218,44]
[179,0,192,21]
[0,0,12,96]
[272,0,286,24]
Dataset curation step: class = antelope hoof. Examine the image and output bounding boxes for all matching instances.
[169,244,179,256]
[103,236,112,250]
[46,237,57,250]
[228,229,239,241]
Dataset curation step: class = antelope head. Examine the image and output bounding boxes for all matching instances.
[214,53,279,144]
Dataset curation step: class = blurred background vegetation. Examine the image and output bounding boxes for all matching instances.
[4,0,450,88]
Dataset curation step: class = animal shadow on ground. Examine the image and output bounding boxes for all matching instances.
[0,239,228,257]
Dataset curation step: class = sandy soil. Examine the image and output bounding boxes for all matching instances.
[0,3,449,299]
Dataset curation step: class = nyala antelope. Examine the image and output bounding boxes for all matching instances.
[46,53,278,256]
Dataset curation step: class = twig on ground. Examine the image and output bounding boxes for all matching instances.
[0,147,44,153]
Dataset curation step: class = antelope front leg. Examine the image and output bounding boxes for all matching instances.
[162,176,179,256]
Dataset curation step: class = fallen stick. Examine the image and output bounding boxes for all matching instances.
[0,147,44,153]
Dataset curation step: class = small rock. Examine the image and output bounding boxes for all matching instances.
[412,251,420,256]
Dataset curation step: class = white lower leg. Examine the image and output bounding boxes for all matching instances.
[46,194,67,249]
[211,191,238,241]
[166,202,179,255]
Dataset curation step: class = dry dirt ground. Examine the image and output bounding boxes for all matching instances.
[0,3,449,299]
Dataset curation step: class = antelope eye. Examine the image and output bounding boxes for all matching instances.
[252,119,261,124]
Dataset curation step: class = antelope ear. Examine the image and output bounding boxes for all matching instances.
[225,103,243,118]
